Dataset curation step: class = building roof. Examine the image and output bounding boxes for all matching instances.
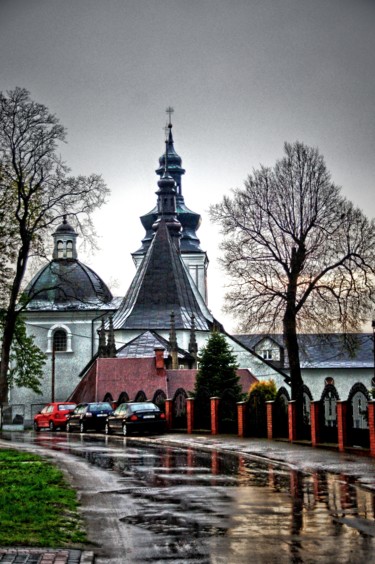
[113,219,213,331]
[116,330,194,360]
[235,333,374,369]
[24,259,114,311]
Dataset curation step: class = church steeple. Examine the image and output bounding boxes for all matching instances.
[131,110,209,303]
[152,138,182,248]
[156,107,185,198]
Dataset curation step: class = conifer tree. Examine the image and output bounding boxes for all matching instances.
[194,331,242,400]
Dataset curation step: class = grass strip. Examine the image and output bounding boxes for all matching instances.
[0,448,87,547]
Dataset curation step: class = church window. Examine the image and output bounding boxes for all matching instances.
[57,241,64,258]
[53,329,67,352]
[66,240,73,258]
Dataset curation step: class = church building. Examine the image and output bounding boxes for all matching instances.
[11,115,288,424]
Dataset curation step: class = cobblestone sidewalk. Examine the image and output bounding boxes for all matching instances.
[0,549,93,564]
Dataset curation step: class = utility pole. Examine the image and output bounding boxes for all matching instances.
[51,344,55,403]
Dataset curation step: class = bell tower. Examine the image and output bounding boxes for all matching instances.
[132,109,209,304]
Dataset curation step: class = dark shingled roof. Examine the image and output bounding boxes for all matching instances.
[235,333,374,369]
[113,219,213,331]
[25,259,113,310]
[116,330,193,360]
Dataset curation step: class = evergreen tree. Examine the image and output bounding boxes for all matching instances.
[194,331,242,400]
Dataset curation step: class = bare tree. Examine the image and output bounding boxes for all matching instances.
[210,141,375,398]
[0,87,109,404]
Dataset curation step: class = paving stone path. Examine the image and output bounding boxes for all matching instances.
[0,550,93,564]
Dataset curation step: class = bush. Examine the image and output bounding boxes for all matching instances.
[246,380,277,437]
[247,380,277,402]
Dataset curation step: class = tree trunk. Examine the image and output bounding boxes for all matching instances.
[0,240,30,405]
[283,308,303,400]
[284,252,304,400]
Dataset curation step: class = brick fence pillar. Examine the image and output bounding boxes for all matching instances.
[266,401,275,439]
[288,400,297,442]
[210,397,220,435]
[237,402,246,437]
[368,401,375,458]
[310,400,321,447]
[337,400,347,453]
[164,398,173,431]
[186,397,194,435]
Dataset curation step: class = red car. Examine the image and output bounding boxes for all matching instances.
[33,402,77,432]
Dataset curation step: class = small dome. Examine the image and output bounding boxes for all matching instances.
[25,259,113,310]
[54,216,77,234]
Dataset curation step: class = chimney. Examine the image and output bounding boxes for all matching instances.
[154,347,165,372]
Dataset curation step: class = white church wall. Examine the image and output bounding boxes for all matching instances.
[11,311,103,422]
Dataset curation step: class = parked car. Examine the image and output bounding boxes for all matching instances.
[33,402,77,432]
[66,402,114,433]
[105,402,166,436]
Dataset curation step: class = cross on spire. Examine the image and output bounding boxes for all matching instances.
[166,106,174,125]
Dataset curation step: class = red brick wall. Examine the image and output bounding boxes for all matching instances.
[310,401,320,447]
[211,397,219,435]
[186,398,194,434]
[237,402,246,437]
[288,401,297,441]
[266,401,274,439]
[69,360,259,407]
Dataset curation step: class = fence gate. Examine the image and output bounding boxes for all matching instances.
[320,386,338,444]
[218,389,238,434]
[172,388,187,430]
[153,390,167,413]
[273,388,290,438]
[348,386,369,448]
[194,387,211,431]
[296,386,312,441]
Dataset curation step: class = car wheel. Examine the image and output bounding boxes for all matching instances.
[79,422,85,433]
[66,422,72,433]
[33,421,40,432]
[122,423,128,436]
[49,421,55,432]
[105,422,111,435]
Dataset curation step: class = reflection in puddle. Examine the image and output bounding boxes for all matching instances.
[3,433,375,562]
[66,438,375,562]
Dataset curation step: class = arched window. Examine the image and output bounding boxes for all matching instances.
[47,324,72,353]
[57,240,64,258]
[53,329,67,352]
[66,240,73,258]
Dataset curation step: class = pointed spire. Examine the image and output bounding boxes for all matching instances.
[189,313,198,368]
[169,311,179,369]
[156,107,185,197]
[98,319,108,357]
[188,313,198,368]
[107,315,117,358]
[152,138,182,247]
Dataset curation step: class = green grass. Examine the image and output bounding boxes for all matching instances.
[0,449,87,547]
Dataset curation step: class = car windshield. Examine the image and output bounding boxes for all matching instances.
[88,403,112,412]
[129,403,158,412]
[58,404,76,411]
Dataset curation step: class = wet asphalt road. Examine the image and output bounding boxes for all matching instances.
[1,431,375,563]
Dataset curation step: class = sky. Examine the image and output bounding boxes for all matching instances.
[1,0,374,333]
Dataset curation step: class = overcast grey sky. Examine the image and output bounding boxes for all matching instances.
[1,0,374,332]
